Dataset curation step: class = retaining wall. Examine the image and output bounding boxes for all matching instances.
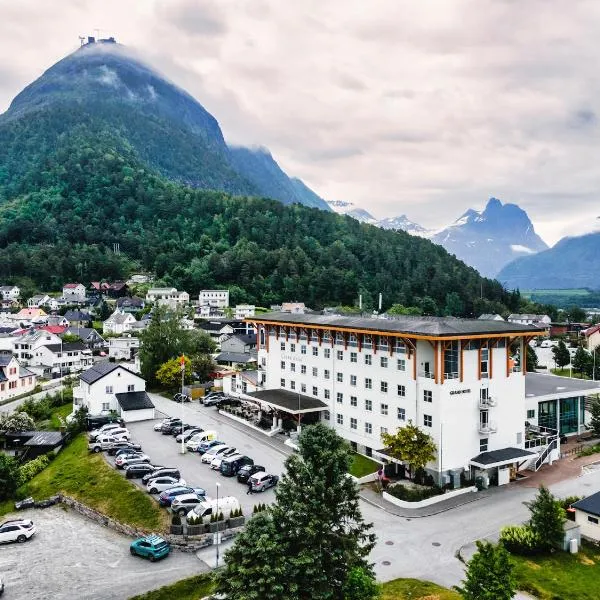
[382,485,477,509]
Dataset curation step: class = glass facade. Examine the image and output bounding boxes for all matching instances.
[537,397,584,435]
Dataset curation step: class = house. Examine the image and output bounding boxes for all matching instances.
[2,430,65,459]
[221,333,257,354]
[103,310,137,335]
[65,327,105,350]
[235,304,255,319]
[249,311,545,486]
[0,352,37,402]
[27,294,52,308]
[47,315,70,328]
[572,492,600,542]
[108,336,140,361]
[74,362,154,422]
[198,321,236,347]
[583,325,600,352]
[62,283,87,302]
[0,285,20,301]
[199,289,229,308]
[196,304,226,319]
[31,341,94,378]
[478,314,504,321]
[223,369,263,397]
[128,274,151,284]
[215,351,258,368]
[116,296,145,313]
[12,329,62,364]
[64,310,92,328]
[280,302,306,314]
[8,308,47,325]
[508,314,551,328]
[107,281,129,299]
[145,287,190,309]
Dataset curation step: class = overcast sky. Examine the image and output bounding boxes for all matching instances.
[1,0,599,245]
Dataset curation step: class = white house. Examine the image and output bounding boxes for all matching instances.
[0,286,20,301]
[508,314,551,327]
[27,295,52,308]
[478,314,504,321]
[199,289,229,308]
[583,325,600,353]
[249,312,545,486]
[145,287,190,309]
[103,310,137,335]
[108,336,141,361]
[74,362,154,422]
[235,304,256,319]
[0,352,36,402]
[62,283,87,303]
[223,369,263,397]
[572,493,600,542]
[280,302,306,314]
[198,321,235,347]
[13,330,62,364]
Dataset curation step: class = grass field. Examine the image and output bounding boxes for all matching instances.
[46,402,73,430]
[522,288,591,298]
[128,575,460,600]
[0,434,167,531]
[511,542,600,600]
[349,452,381,478]
[551,368,590,380]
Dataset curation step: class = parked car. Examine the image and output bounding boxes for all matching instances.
[153,417,177,432]
[130,534,170,562]
[200,391,225,405]
[175,428,203,444]
[146,477,187,494]
[211,452,241,471]
[107,441,142,456]
[237,464,266,483]
[170,423,199,436]
[215,397,242,409]
[86,415,123,431]
[87,435,119,453]
[115,453,150,469]
[220,455,254,477]
[203,393,227,407]
[186,432,219,452]
[114,447,143,458]
[194,439,225,455]
[124,463,162,479]
[88,423,122,440]
[90,427,130,442]
[173,393,191,403]
[171,492,208,516]
[201,445,233,464]
[158,486,206,507]
[0,519,36,544]
[190,497,240,520]
[161,420,182,435]
[142,468,181,485]
[249,472,279,492]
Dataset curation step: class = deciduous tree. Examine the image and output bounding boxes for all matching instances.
[0,412,35,432]
[0,454,21,500]
[155,356,192,388]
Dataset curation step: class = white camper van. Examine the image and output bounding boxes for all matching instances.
[190,496,240,519]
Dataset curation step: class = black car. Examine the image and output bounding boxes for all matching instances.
[141,468,181,485]
[85,415,124,431]
[124,463,162,479]
[215,397,242,409]
[171,423,199,436]
[107,441,142,456]
[237,464,266,483]
[173,393,191,403]
[160,420,182,435]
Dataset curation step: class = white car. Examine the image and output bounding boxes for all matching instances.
[0,519,36,544]
[201,445,233,464]
[89,423,122,440]
[211,453,241,471]
[146,477,187,494]
[115,453,150,468]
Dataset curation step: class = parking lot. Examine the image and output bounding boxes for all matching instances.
[116,393,290,517]
[0,507,208,600]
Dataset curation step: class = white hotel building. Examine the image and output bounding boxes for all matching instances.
[248,312,544,485]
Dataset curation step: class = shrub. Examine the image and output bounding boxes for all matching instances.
[171,514,181,526]
[187,514,202,525]
[386,483,444,502]
[500,525,541,556]
[18,455,50,485]
[560,495,582,521]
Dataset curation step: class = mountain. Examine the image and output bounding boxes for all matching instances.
[430,198,548,278]
[377,214,431,237]
[498,232,600,289]
[326,200,378,224]
[0,39,328,210]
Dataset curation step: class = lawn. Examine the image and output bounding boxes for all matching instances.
[551,368,590,380]
[127,576,459,600]
[0,434,167,531]
[45,402,73,430]
[349,452,381,478]
[511,542,600,600]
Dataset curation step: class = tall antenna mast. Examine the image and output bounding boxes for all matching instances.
[79,36,85,47]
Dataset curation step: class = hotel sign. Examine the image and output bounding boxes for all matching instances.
[449,389,471,395]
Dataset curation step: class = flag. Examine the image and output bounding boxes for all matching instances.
[180,355,186,372]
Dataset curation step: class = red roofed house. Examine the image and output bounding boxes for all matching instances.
[584,325,600,352]
[62,283,86,302]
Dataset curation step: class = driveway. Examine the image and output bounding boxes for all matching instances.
[0,506,208,600]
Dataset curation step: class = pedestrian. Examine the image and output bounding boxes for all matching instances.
[246,480,253,495]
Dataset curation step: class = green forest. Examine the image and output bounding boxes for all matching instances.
[0,111,527,315]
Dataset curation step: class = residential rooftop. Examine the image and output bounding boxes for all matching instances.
[525,373,600,399]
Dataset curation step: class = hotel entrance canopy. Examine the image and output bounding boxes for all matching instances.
[470,447,536,469]
[245,389,328,415]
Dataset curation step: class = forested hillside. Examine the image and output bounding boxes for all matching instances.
[0,121,519,315]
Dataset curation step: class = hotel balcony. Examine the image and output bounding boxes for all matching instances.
[478,421,497,434]
[478,397,497,409]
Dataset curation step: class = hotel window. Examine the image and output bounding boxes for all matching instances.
[324,348,331,359]
[423,414,432,427]
[397,384,406,397]
[301,345,307,355]
[290,343,296,352]
[280,378,286,388]
[350,352,357,363]
[365,399,372,411]
[395,340,406,353]
[363,335,373,349]
[301,365,307,375]
[337,392,343,404]
[480,438,488,452]
[290,363,296,372]
[323,410,330,420]
[324,389,330,399]
[365,378,372,390]
[349,334,358,347]
[350,395,358,407]
[337,372,343,382]
[380,356,388,368]
[290,381,296,390]
[444,340,460,378]
[380,381,388,393]
[527,409,535,419]
[364,354,372,365]
[380,403,388,415]
[480,345,489,376]
[350,417,357,430]
[324,369,330,379]
[336,332,345,346]
[337,414,344,425]
[365,422,372,434]
[312,347,318,356]
[281,361,286,370]
[350,375,357,386]
[397,407,406,421]
[280,342,285,351]
[337,350,344,360]
[312,386,318,396]
[312,367,318,377]
[397,358,406,371]
[424,390,432,403]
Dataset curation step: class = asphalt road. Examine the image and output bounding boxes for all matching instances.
[0,506,208,600]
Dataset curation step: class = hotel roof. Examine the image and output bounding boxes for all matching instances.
[251,312,540,338]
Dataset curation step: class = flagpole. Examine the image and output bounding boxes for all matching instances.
[180,355,185,455]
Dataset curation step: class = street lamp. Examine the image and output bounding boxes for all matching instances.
[180,355,185,454]
[215,482,221,568]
